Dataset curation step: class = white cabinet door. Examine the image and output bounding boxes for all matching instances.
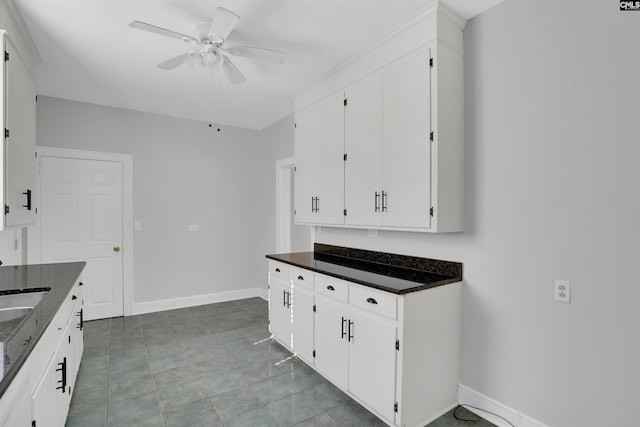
[382,46,432,229]
[348,310,398,423]
[294,91,345,226]
[68,293,84,391]
[2,34,36,228]
[344,73,383,227]
[314,295,349,390]
[292,285,314,364]
[293,105,318,224]
[269,277,292,349]
[32,325,72,427]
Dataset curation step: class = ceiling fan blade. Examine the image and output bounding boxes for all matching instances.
[157,53,190,70]
[222,55,246,84]
[130,21,198,43]
[209,7,240,42]
[223,45,285,64]
[195,17,213,41]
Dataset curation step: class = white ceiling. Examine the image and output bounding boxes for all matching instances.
[15,0,503,130]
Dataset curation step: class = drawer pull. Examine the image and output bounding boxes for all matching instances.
[275,268,281,273]
[366,297,378,305]
[326,285,335,291]
[298,275,304,281]
[348,320,354,342]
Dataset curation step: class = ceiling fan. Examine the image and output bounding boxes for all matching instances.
[129,7,285,84]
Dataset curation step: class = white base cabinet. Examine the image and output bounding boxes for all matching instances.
[0,279,84,427]
[268,260,461,427]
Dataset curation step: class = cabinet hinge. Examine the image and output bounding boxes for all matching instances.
[4,205,9,215]
[395,340,400,351]
[344,98,348,107]
[394,402,398,413]
[343,153,347,161]
[430,207,434,217]
[313,304,316,312]
[4,51,8,62]
[430,131,434,142]
[4,128,9,139]
[429,57,433,68]
[313,350,316,358]
[343,209,347,216]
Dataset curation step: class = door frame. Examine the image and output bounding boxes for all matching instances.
[275,156,294,253]
[275,156,315,253]
[28,146,134,316]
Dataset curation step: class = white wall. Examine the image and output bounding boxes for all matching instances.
[36,96,264,304]
[303,1,639,426]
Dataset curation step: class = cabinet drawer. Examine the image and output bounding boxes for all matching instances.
[268,261,289,282]
[350,285,397,320]
[290,267,314,291]
[315,275,349,302]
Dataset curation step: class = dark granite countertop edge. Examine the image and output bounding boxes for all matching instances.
[266,253,462,295]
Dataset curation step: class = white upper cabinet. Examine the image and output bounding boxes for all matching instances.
[295,2,465,232]
[294,91,345,226]
[1,31,37,229]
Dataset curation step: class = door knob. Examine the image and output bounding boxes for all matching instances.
[113,246,121,253]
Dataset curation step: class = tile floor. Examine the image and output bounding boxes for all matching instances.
[65,297,496,427]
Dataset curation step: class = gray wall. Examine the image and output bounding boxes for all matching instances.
[313,1,640,426]
[36,96,264,303]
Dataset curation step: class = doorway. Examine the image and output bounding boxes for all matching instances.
[276,156,312,253]
[28,147,133,320]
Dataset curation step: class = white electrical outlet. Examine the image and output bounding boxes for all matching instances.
[188,224,199,232]
[368,229,378,238]
[134,221,142,231]
[555,280,571,303]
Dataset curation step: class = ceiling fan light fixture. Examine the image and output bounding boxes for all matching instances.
[203,50,217,65]
[187,52,205,70]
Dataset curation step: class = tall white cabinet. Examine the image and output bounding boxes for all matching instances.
[294,2,465,232]
[294,91,345,226]
[1,31,37,230]
[268,260,461,427]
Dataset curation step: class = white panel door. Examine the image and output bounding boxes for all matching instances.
[382,46,432,228]
[40,156,123,320]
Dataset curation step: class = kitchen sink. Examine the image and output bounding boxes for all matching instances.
[0,307,33,322]
[0,291,49,310]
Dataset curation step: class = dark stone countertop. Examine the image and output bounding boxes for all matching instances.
[0,262,85,398]
[266,244,462,295]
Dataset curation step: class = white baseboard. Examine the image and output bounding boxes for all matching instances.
[132,287,268,315]
[458,384,549,427]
